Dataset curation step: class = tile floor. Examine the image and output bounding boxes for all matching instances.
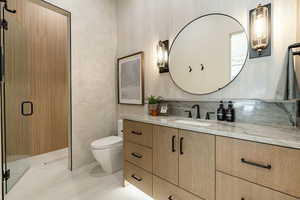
[7,158,30,191]
[6,150,152,200]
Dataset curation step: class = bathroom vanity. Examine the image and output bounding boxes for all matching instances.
[122,115,300,200]
[120,10,300,200]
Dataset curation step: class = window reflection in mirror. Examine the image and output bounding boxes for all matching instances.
[230,32,248,80]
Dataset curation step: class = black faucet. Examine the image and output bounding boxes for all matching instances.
[206,112,215,120]
[192,104,201,119]
[185,110,192,118]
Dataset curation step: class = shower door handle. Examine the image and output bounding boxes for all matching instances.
[21,101,34,116]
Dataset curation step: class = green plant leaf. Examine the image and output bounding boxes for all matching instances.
[147,95,162,104]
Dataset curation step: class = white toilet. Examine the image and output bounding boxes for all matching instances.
[91,120,123,173]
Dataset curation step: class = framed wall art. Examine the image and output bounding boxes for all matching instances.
[118,52,144,105]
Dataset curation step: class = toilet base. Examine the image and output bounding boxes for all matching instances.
[91,145,123,174]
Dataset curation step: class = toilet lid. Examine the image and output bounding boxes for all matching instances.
[91,136,122,149]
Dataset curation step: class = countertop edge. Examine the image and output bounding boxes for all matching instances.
[121,115,300,150]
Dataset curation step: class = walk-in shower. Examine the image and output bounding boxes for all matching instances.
[0,0,72,197]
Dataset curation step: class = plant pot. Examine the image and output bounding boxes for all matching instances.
[148,103,159,116]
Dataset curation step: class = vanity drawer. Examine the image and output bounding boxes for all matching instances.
[216,172,299,200]
[124,141,152,172]
[124,120,153,147]
[124,161,153,197]
[216,136,300,198]
[153,176,202,200]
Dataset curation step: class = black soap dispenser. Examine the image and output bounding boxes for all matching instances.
[226,101,235,122]
[217,101,226,121]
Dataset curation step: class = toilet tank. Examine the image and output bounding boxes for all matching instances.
[118,119,123,138]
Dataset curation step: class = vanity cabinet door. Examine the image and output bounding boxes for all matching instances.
[153,126,179,185]
[179,130,215,200]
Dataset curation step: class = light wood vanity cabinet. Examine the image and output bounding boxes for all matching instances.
[124,161,153,197]
[124,141,152,172]
[178,130,215,200]
[123,120,300,200]
[153,126,215,200]
[216,136,300,198]
[153,125,215,200]
[153,176,202,200]
[216,172,299,200]
[123,120,153,148]
[123,120,154,196]
[153,126,179,185]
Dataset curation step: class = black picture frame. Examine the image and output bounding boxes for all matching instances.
[117,52,144,105]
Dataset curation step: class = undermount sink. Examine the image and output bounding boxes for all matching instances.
[173,119,211,127]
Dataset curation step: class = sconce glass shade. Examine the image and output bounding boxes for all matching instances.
[250,4,269,53]
[157,40,169,73]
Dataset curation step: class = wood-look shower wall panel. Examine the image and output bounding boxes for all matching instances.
[6,0,69,156]
[25,1,69,155]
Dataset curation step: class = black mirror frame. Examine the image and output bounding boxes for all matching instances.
[168,13,249,95]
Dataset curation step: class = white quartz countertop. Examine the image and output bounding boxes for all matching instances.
[121,114,300,150]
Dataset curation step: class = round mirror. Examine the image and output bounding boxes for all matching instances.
[169,14,248,95]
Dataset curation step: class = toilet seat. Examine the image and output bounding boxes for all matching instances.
[91,136,122,150]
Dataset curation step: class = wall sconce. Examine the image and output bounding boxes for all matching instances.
[157,40,169,73]
[249,3,271,59]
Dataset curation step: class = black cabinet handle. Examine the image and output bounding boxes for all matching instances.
[171,136,176,152]
[21,101,34,116]
[131,152,143,159]
[180,137,184,155]
[131,131,142,135]
[241,198,245,200]
[131,174,143,182]
[168,195,174,200]
[241,158,272,170]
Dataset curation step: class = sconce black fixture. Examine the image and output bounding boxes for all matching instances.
[289,43,300,56]
[157,40,169,73]
[249,3,271,59]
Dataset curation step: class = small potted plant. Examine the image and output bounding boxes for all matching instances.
[147,95,162,116]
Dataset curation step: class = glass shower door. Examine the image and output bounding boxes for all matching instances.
[1,0,31,193]
[1,0,71,195]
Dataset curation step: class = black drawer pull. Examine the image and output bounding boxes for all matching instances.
[131,131,142,135]
[131,174,143,182]
[131,152,143,159]
[241,198,245,200]
[168,195,174,200]
[171,136,176,152]
[21,101,34,116]
[241,158,272,170]
[180,137,184,155]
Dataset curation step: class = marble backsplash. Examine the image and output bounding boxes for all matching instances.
[161,99,299,127]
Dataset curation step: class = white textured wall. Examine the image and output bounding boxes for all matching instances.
[117,0,298,115]
[45,0,118,169]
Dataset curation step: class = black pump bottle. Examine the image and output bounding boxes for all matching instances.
[217,101,226,121]
[226,101,235,122]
